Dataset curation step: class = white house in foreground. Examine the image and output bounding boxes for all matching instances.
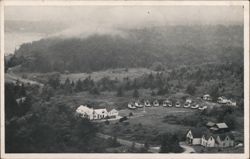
[186,129,234,148]
[76,105,119,120]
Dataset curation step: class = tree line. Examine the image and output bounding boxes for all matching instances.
[5,25,243,73]
[5,82,103,153]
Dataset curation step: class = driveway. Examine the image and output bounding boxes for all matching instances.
[179,142,196,153]
[97,133,195,153]
[96,133,158,153]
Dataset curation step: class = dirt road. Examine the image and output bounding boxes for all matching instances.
[179,142,196,153]
[97,133,196,153]
[96,133,159,153]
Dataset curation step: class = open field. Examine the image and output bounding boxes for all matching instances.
[44,87,226,111]
[5,73,44,86]
[60,68,157,82]
[11,68,157,83]
[121,107,197,133]
[100,106,199,145]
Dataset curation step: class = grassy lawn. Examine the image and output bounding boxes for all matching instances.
[100,106,198,145]
[120,107,196,133]
[26,77,244,149]
[16,68,156,83]
[192,146,244,153]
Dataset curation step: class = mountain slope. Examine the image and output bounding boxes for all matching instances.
[8,25,243,73]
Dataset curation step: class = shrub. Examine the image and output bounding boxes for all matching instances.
[160,133,183,153]
[104,120,110,125]
[129,112,133,117]
[107,137,121,147]
[119,116,128,122]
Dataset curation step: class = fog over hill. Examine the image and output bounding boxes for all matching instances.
[5,6,243,54]
[4,6,243,73]
[7,24,242,73]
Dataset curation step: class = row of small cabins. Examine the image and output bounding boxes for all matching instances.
[128,98,206,110]
[128,94,237,109]
[128,100,207,110]
[76,105,119,120]
[203,94,237,106]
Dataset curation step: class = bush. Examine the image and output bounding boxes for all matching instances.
[160,133,183,153]
[129,112,133,117]
[151,62,165,71]
[107,137,121,147]
[105,120,110,125]
[223,114,236,130]
[119,116,128,122]
[123,121,130,126]
[133,89,139,98]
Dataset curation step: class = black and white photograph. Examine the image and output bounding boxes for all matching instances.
[1,1,249,159]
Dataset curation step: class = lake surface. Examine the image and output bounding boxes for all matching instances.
[5,32,47,55]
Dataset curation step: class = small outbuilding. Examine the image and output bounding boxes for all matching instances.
[210,123,229,133]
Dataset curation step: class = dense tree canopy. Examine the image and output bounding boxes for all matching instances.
[7,25,243,73]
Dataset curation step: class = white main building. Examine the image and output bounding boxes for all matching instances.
[76,105,119,120]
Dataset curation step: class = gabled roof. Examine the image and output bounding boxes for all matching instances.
[77,105,91,111]
[206,121,216,127]
[187,128,203,138]
[202,132,217,140]
[164,99,171,102]
[203,94,211,97]
[16,97,26,103]
[218,133,235,140]
[210,127,219,131]
[77,105,93,110]
[94,108,108,114]
[109,109,118,113]
[216,123,228,129]
[76,105,94,115]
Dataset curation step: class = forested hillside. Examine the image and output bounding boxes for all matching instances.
[6,25,243,73]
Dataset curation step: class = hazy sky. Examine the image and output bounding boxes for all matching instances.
[4,6,244,54]
[5,6,243,26]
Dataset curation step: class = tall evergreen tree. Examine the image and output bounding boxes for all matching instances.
[133,89,139,98]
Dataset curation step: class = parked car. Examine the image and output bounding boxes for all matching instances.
[198,105,207,110]
[191,104,199,109]
[175,102,181,107]
[128,103,137,109]
[184,102,191,108]
[144,100,151,107]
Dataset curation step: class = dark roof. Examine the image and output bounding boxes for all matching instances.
[188,128,203,138]
[202,132,217,140]
[206,121,216,127]
[210,127,219,131]
[218,133,235,140]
